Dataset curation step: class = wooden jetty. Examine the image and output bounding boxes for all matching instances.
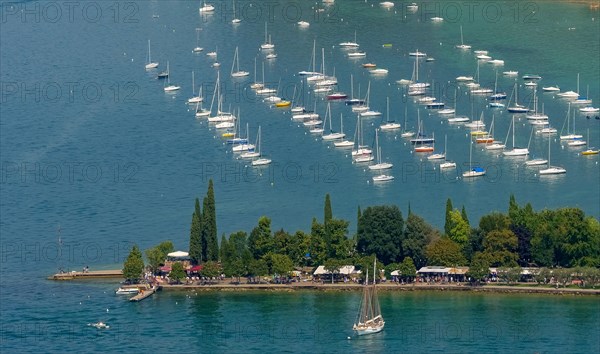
[129,286,158,302]
[49,269,123,280]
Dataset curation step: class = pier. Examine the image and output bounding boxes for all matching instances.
[49,269,123,280]
[129,286,158,302]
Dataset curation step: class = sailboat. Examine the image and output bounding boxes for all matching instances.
[410,111,435,144]
[401,106,415,138]
[233,123,255,152]
[145,40,159,69]
[251,127,272,166]
[557,73,580,98]
[559,104,583,140]
[526,89,548,121]
[231,0,241,23]
[353,260,385,334]
[345,74,364,106]
[438,89,457,115]
[199,2,215,13]
[369,130,393,170]
[339,30,359,47]
[489,70,507,101]
[193,28,203,53]
[352,115,374,162]
[539,135,566,175]
[323,105,346,140]
[231,47,249,77]
[439,135,457,169]
[260,22,275,50]
[456,25,471,49]
[484,115,506,150]
[163,62,181,92]
[360,81,381,117]
[427,133,445,160]
[380,97,401,130]
[187,71,203,104]
[208,72,236,122]
[507,83,529,113]
[462,139,486,178]
[503,116,529,156]
[333,114,354,148]
[299,40,321,76]
[581,129,599,155]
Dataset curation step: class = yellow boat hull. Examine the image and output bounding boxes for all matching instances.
[275,101,291,107]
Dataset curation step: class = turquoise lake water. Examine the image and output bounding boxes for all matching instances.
[1,1,599,352]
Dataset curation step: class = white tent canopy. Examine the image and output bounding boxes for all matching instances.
[313,265,355,275]
[167,251,189,258]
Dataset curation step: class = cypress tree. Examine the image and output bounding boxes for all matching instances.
[202,179,219,261]
[407,201,412,216]
[461,205,470,226]
[189,197,202,265]
[357,206,362,224]
[444,198,454,236]
[324,194,333,224]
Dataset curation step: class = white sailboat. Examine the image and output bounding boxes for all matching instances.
[456,25,471,49]
[352,115,374,162]
[556,73,580,98]
[334,114,354,148]
[539,135,566,175]
[462,139,486,178]
[199,2,215,13]
[401,105,415,138]
[339,30,359,48]
[145,40,159,69]
[187,71,203,104]
[322,104,346,140]
[360,82,381,117]
[380,97,401,130]
[507,83,529,113]
[231,47,249,77]
[353,260,385,334]
[427,133,445,160]
[231,0,241,23]
[163,62,181,92]
[193,28,203,53]
[233,123,255,152]
[484,115,506,150]
[439,135,457,169]
[369,130,393,170]
[251,127,272,166]
[503,116,529,156]
[560,104,583,140]
[260,22,275,50]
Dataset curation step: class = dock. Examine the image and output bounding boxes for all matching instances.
[129,286,158,302]
[49,269,123,280]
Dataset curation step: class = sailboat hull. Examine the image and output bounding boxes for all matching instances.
[353,324,385,335]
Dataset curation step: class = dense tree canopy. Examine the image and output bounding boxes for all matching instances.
[145,241,174,273]
[425,237,467,266]
[357,205,405,265]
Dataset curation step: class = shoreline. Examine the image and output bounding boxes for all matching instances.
[48,271,600,295]
[159,281,600,296]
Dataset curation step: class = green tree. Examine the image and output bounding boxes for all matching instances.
[201,180,219,261]
[221,231,250,282]
[356,205,405,265]
[201,261,221,281]
[324,194,333,224]
[272,228,293,257]
[508,196,537,266]
[461,205,470,227]
[189,198,202,264]
[123,245,144,283]
[446,210,470,250]
[425,237,467,266]
[169,262,186,284]
[398,257,417,282]
[481,229,519,267]
[309,218,328,265]
[467,253,490,285]
[356,255,383,282]
[268,253,294,277]
[145,241,174,274]
[247,258,269,281]
[444,198,454,236]
[248,216,273,259]
[403,212,440,268]
[288,231,312,267]
[324,218,352,259]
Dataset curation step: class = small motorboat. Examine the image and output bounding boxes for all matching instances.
[89,322,110,329]
[116,287,140,295]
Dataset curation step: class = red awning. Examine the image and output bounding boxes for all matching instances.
[188,265,203,272]
[160,266,171,272]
